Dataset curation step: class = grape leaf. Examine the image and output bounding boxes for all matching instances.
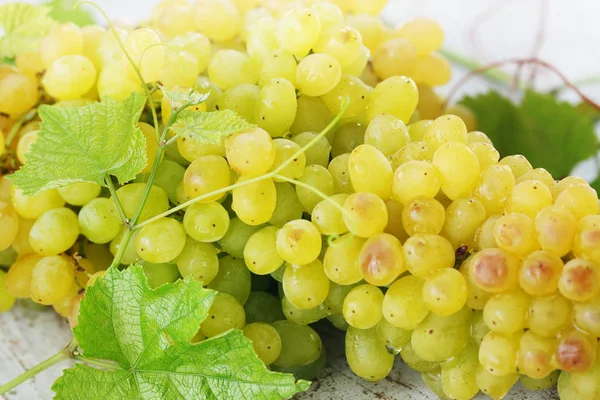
[10,92,147,195]
[170,109,255,145]
[52,265,309,400]
[0,3,56,58]
[160,85,210,109]
[45,0,96,26]
[461,90,597,178]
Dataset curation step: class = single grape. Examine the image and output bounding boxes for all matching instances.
[372,38,417,80]
[343,284,384,329]
[244,226,283,275]
[469,248,519,293]
[207,255,251,305]
[432,142,480,200]
[479,330,521,376]
[295,165,335,213]
[440,343,479,400]
[5,253,43,298]
[142,262,180,288]
[282,260,330,310]
[218,217,263,258]
[175,237,219,285]
[519,250,563,296]
[527,294,572,338]
[135,218,186,263]
[282,297,329,325]
[272,320,322,368]
[311,194,349,235]
[348,144,393,200]
[296,53,342,97]
[78,198,121,244]
[411,307,471,362]
[518,330,556,379]
[183,202,230,242]
[483,289,530,334]
[276,8,321,58]
[243,322,282,365]
[255,78,297,137]
[328,154,354,194]
[269,183,304,227]
[244,291,285,324]
[383,276,429,330]
[345,326,394,382]
[366,76,419,123]
[402,196,446,236]
[200,292,246,338]
[29,208,79,256]
[276,219,322,266]
[358,233,405,286]
[30,255,75,305]
[558,258,600,302]
[422,268,468,316]
[323,233,365,285]
[555,329,597,373]
[183,155,231,202]
[231,177,277,225]
[292,132,331,168]
[343,192,388,237]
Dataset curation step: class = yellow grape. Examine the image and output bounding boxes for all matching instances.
[527,294,572,338]
[552,175,588,199]
[412,53,452,87]
[183,155,231,202]
[245,15,277,61]
[225,128,275,177]
[392,161,441,205]
[175,238,219,284]
[0,271,15,312]
[474,164,515,215]
[556,329,597,373]
[276,219,322,266]
[29,208,79,256]
[574,215,600,263]
[395,18,444,56]
[555,184,599,220]
[216,84,260,124]
[516,167,555,188]
[494,213,539,256]
[313,26,363,68]
[5,253,43,298]
[423,114,468,151]
[342,45,370,77]
[574,297,600,337]
[348,144,392,199]
[506,180,553,218]
[295,165,335,213]
[345,14,385,52]
[243,322,282,365]
[558,258,600,302]
[372,38,417,80]
[367,76,419,123]
[296,53,342,97]
[244,226,283,275]
[290,95,334,136]
[231,177,277,225]
[40,23,83,68]
[122,28,165,84]
[402,196,446,236]
[182,202,230,243]
[342,284,384,329]
[208,50,259,90]
[470,310,490,346]
[343,192,388,237]
[255,78,297,137]
[519,250,564,296]
[364,114,410,157]
[411,307,471,362]
[422,268,468,316]
[499,155,532,178]
[469,248,519,293]
[469,142,500,171]
[432,142,480,200]
[200,292,245,338]
[153,1,195,38]
[311,194,349,235]
[158,50,201,89]
[116,184,169,223]
[276,7,321,58]
[467,130,492,145]
[416,84,444,120]
[43,55,97,101]
[440,343,479,400]
[331,123,365,157]
[323,233,365,285]
[10,187,64,220]
[401,342,439,373]
[358,233,406,286]
[475,215,500,250]
[382,276,429,330]
[407,120,432,142]
[476,367,518,399]
[270,139,306,181]
[30,255,75,305]
[328,154,354,194]
[0,71,39,116]
[292,132,331,168]
[518,330,556,379]
[403,234,454,279]
[135,218,186,263]
[483,289,530,334]
[442,197,486,248]
[194,0,240,42]
[282,259,330,309]
[170,32,212,74]
[15,52,45,77]
[321,75,371,119]
[0,202,19,251]
[57,182,101,206]
[479,330,521,376]
[259,49,297,87]
[97,61,141,101]
[389,142,433,169]
[310,2,343,32]
[383,199,409,242]
[345,326,394,382]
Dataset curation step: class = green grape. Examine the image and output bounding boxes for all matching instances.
[225,128,275,177]
[183,155,231,202]
[475,215,500,250]
[518,330,556,379]
[5,253,43,298]
[244,291,285,324]
[29,208,79,256]
[372,38,417,80]
[255,78,297,137]
[411,307,471,362]
[327,313,349,331]
[57,182,101,206]
[282,260,330,309]
[574,298,600,336]
[470,310,490,346]
[552,175,588,199]
[244,226,283,275]
[200,292,246,338]
[183,202,230,243]
[442,197,487,248]
[97,61,141,100]
[30,255,75,305]
[328,154,354,194]
[0,202,18,251]
[175,238,219,285]
[208,49,258,90]
[231,177,277,225]
[358,233,405,286]
[483,289,530,334]
[395,18,444,56]
[422,268,468,316]
[499,155,532,178]
[0,270,16,312]
[521,371,560,391]
[290,95,334,136]
[559,364,600,399]
[0,71,39,117]
[421,368,452,400]
[474,164,515,215]
[345,14,383,52]
[242,322,282,365]
[469,248,519,293]
[555,184,598,220]
[469,142,500,171]
[276,8,321,57]
[16,130,38,165]
[169,32,211,73]
[272,320,322,368]
[412,53,452,87]
[331,123,365,158]
[271,346,327,381]
[142,262,180,288]
[559,258,600,302]
[343,192,388,238]
[215,84,259,124]
[250,273,272,292]
[505,180,553,219]
[177,136,225,163]
[322,75,371,121]
[10,187,65,220]
[194,0,240,41]
[348,144,392,200]
[158,49,200,89]
[440,342,479,400]
[78,198,122,244]
[367,76,418,123]
[422,114,468,151]
[402,196,446,235]
[296,53,342,97]
[574,215,600,263]
[401,341,439,373]
[323,281,359,314]
[323,233,365,285]
[364,114,410,157]
[519,250,563,296]
[269,183,304,227]
[384,199,409,241]
[392,160,441,205]
[259,49,297,86]
[135,218,186,263]
[151,160,186,204]
[292,132,331,167]
[0,247,17,268]
[476,366,517,399]
[403,234,454,279]
[295,165,335,213]
[208,255,251,305]
[311,194,349,235]
[479,330,521,376]
[346,326,394,382]
[376,319,411,354]
[122,28,164,83]
[389,142,433,169]
[218,217,263,258]
[153,1,195,38]
[408,119,432,142]
[432,142,480,200]
[270,139,307,180]
[276,219,322,265]
[310,2,343,30]
[15,51,45,78]
[314,26,363,67]
[343,284,383,329]
[282,297,329,325]
[116,183,169,223]
[527,294,572,338]
[40,23,83,68]
[383,276,429,330]
[466,130,491,145]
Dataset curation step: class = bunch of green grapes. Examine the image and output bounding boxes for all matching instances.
[2,0,600,398]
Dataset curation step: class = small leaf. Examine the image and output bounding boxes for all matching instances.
[461,90,597,178]
[45,0,96,26]
[52,266,309,400]
[170,109,255,145]
[0,3,56,58]
[10,92,147,195]
[159,85,210,109]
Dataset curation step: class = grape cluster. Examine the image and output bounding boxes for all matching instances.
[1,1,599,399]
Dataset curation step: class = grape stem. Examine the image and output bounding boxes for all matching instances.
[132,99,351,230]
[4,108,37,148]
[0,339,77,395]
[104,176,129,227]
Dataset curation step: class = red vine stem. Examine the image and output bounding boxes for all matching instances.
[444,58,600,112]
